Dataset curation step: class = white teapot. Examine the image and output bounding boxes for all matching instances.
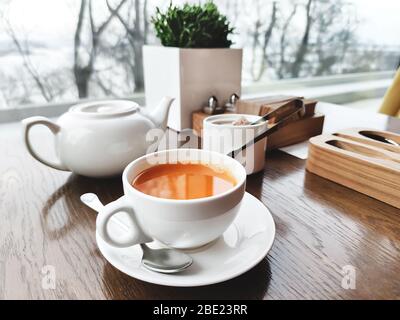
[22,97,174,177]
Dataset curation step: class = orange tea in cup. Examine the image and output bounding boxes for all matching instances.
[132,163,236,200]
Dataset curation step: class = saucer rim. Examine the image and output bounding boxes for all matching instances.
[96,192,275,287]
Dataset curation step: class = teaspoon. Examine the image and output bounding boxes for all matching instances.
[80,193,193,274]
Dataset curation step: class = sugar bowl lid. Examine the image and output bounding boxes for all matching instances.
[69,100,139,119]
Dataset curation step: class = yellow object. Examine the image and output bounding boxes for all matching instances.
[379,69,400,117]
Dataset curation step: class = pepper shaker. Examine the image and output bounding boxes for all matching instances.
[225,93,240,113]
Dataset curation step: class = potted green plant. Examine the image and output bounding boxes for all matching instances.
[143,1,242,131]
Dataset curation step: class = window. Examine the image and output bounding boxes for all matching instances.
[0,0,399,112]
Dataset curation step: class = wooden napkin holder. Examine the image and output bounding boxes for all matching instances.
[192,95,324,150]
[307,128,400,209]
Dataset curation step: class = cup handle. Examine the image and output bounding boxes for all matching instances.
[96,196,152,248]
[22,116,69,171]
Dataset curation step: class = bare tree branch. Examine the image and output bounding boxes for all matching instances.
[143,0,148,42]
[74,0,86,68]
[252,1,277,81]
[250,0,261,81]
[96,0,127,36]
[93,71,117,96]
[106,0,147,91]
[277,4,297,79]
[107,0,132,36]
[73,0,127,98]
[5,20,53,102]
[290,0,313,77]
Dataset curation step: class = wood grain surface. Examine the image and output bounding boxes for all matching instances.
[0,103,400,299]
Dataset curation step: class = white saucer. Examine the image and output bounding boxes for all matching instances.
[96,192,275,287]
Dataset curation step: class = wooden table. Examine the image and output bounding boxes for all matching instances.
[1,103,399,300]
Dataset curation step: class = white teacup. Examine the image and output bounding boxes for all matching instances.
[96,148,247,249]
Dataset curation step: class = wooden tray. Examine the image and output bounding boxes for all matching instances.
[192,96,324,151]
[307,128,400,209]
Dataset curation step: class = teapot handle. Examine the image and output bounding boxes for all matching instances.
[22,116,69,171]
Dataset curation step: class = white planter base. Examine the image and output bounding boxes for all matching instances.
[143,45,242,131]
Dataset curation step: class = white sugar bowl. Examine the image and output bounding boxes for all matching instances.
[202,114,268,175]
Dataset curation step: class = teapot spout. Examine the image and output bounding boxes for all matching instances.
[147,96,175,130]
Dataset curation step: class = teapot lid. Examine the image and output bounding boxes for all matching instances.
[69,100,139,119]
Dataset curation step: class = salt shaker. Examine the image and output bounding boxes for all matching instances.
[203,96,225,115]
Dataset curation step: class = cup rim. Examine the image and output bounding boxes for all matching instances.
[122,148,246,204]
[204,114,266,129]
